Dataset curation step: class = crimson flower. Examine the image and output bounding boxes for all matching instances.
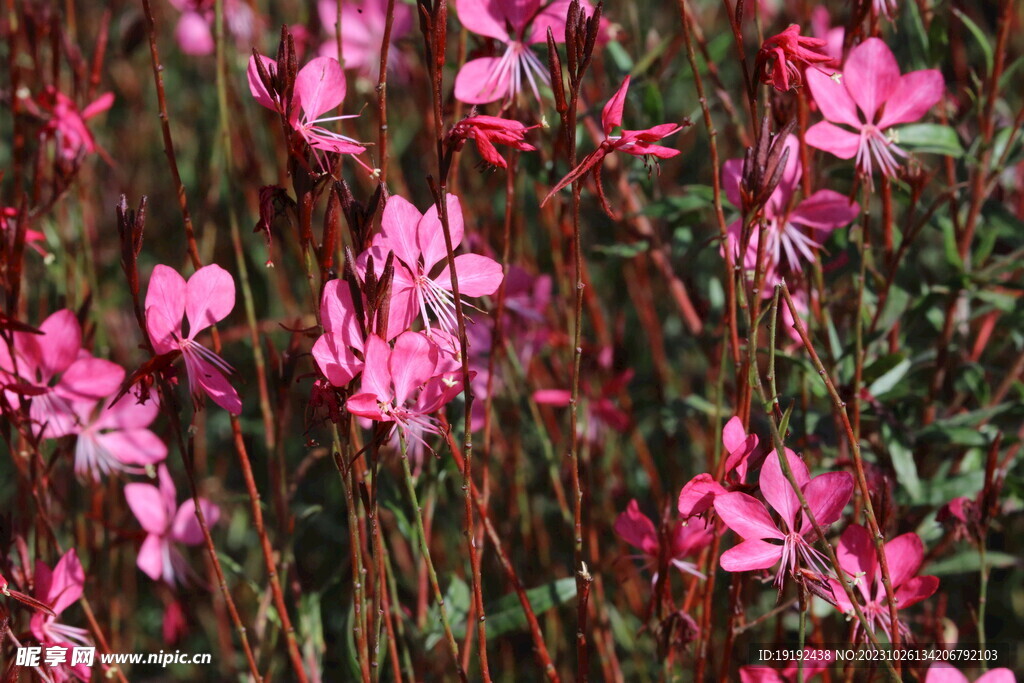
[614,499,713,580]
[805,38,944,177]
[827,524,939,640]
[756,24,833,92]
[542,77,684,211]
[449,115,537,168]
[677,416,761,518]
[715,448,853,587]
[145,264,241,415]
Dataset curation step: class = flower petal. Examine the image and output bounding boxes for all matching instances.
[295,56,347,123]
[883,532,926,588]
[894,574,938,610]
[602,77,630,135]
[714,491,785,541]
[136,534,166,581]
[877,69,944,129]
[171,498,220,546]
[789,190,860,232]
[419,194,465,273]
[436,254,503,297]
[379,195,425,271]
[390,332,438,406]
[454,57,512,105]
[191,356,242,415]
[843,38,900,123]
[125,482,170,535]
[57,357,125,401]
[805,121,861,160]
[360,335,394,402]
[185,264,235,338]
[48,549,85,615]
[312,332,364,387]
[247,54,280,111]
[836,524,877,600]
[677,473,728,518]
[720,538,784,572]
[453,0,510,41]
[759,448,809,532]
[97,429,167,466]
[613,499,659,555]
[175,11,215,56]
[799,470,853,533]
[145,265,187,354]
[805,67,862,128]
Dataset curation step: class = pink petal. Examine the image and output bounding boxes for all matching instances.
[877,69,944,129]
[602,77,630,135]
[976,670,1017,683]
[828,577,857,615]
[677,473,728,518]
[419,194,465,273]
[96,393,160,430]
[295,56,347,123]
[360,335,394,402]
[172,498,220,545]
[533,389,572,406]
[145,265,187,354]
[720,538,784,572]
[805,121,861,160]
[789,190,859,231]
[672,521,713,557]
[380,195,425,271]
[924,664,969,683]
[528,0,584,44]
[28,310,82,380]
[894,574,938,609]
[57,357,124,401]
[883,532,925,588]
[48,549,84,615]
[136,534,167,581]
[453,0,510,41]
[843,38,900,123]
[247,54,280,111]
[81,92,115,120]
[799,470,853,533]
[190,356,242,414]
[613,499,659,555]
[759,448,809,532]
[805,68,862,128]
[96,430,167,466]
[185,264,235,338]
[125,482,170,534]
[436,254,503,297]
[836,524,877,601]
[722,416,747,453]
[454,57,512,105]
[346,392,388,421]
[175,11,215,56]
[389,332,438,406]
[769,136,802,213]
[714,491,785,541]
[722,159,744,210]
[312,333,364,387]
[739,667,786,683]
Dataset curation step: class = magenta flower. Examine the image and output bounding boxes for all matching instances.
[542,77,683,210]
[723,134,860,276]
[63,396,168,482]
[805,38,944,177]
[360,194,503,334]
[449,115,537,168]
[614,499,713,579]
[248,54,367,167]
[740,655,828,683]
[715,448,853,586]
[534,363,632,444]
[346,332,464,445]
[125,465,220,585]
[677,416,761,518]
[317,0,413,81]
[925,664,1016,683]
[312,280,369,388]
[453,0,591,105]
[145,264,241,415]
[168,0,259,56]
[0,206,48,255]
[26,87,114,161]
[0,309,124,437]
[827,524,939,639]
[30,549,92,681]
[755,24,833,92]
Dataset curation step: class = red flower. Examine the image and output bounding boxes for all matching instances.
[449,115,537,168]
[755,25,833,92]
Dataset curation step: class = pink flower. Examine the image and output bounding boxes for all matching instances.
[30,549,92,681]
[925,664,1016,683]
[805,38,944,177]
[359,194,504,334]
[715,448,853,587]
[827,524,939,639]
[723,135,860,276]
[145,264,242,414]
[346,332,464,445]
[312,279,369,387]
[542,77,683,209]
[26,87,114,161]
[0,309,124,437]
[534,363,632,444]
[677,416,761,518]
[449,115,537,168]
[614,499,713,579]
[124,465,220,585]
[63,396,168,482]
[317,0,413,81]
[810,7,844,63]
[248,54,367,167]
[740,655,828,682]
[0,206,48,255]
[755,24,833,92]
[168,0,260,56]
[452,0,594,105]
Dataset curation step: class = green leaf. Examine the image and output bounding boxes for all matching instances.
[424,576,472,650]
[865,354,911,397]
[882,423,922,503]
[928,550,1019,576]
[591,240,649,259]
[895,124,964,158]
[951,8,993,77]
[482,577,578,639]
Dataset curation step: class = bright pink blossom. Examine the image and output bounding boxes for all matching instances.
[248,54,367,166]
[827,524,939,639]
[715,448,853,586]
[677,416,761,518]
[740,655,828,683]
[805,38,944,177]
[0,309,124,437]
[317,0,413,81]
[145,264,242,414]
[346,332,465,445]
[614,499,713,579]
[64,396,167,481]
[534,362,632,444]
[168,0,260,56]
[125,465,220,585]
[925,664,1016,683]
[360,194,503,334]
[449,115,537,168]
[756,25,833,92]
[312,279,370,387]
[26,87,114,161]
[30,549,92,681]
[542,77,683,209]
[724,135,860,276]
